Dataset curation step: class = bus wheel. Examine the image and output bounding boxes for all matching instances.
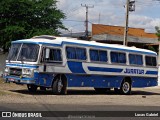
[27,84,37,92]
[52,76,67,95]
[120,80,131,95]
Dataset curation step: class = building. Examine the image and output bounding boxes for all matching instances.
[92,24,158,48]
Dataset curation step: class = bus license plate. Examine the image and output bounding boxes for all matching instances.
[9,78,15,81]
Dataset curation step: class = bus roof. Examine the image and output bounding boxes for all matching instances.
[12,36,157,56]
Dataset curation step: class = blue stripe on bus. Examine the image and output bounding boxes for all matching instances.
[5,76,34,80]
[145,71,158,75]
[67,61,86,73]
[6,63,39,68]
[12,41,157,55]
[88,67,123,73]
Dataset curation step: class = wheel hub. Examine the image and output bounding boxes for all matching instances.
[122,82,130,93]
[58,80,63,93]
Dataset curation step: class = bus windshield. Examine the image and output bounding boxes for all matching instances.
[7,43,39,62]
[7,43,21,61]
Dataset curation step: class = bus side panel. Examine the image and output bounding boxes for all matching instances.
[131,77,157,87]
[34,72,54,87]
[66,74,124,88]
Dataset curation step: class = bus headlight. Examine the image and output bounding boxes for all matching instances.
[23,68,32,75]
[5,67,9,73]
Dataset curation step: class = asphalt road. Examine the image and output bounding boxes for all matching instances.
[0,103,160,120]
[0,81,160,120]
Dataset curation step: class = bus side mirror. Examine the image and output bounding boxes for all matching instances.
[45,48,50,59]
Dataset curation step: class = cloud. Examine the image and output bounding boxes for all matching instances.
[57,0,160,33]
[129,15,160,32]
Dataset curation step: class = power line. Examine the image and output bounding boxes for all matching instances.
[63,20,84,22]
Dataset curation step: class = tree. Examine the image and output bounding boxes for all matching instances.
[155,26,160,41]
[0,0,66,51]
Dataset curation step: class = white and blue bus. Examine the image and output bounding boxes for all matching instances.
[4,35,158,95]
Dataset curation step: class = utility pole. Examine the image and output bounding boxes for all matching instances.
[81,4,94,40]
[98,13,101,24]
[123,0,135,46]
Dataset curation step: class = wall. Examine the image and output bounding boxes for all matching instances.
[92,24,158,38]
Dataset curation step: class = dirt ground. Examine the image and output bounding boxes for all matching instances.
[0,78,160,106]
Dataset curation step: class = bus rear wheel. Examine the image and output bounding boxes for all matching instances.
[120,80,131,95]
[27,84,37,92]
[52,76,67,95]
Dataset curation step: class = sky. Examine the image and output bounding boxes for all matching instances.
[57,0,160,34]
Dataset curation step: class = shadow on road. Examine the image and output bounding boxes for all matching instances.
[9,89,160,96]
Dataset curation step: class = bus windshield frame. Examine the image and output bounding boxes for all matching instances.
[7,43,40,62]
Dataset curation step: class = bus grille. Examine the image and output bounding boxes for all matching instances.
[10,68,22,76]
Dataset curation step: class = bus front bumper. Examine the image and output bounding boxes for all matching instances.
[4,76,35,84]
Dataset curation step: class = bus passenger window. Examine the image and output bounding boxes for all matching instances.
[136,55,143,65]
[66,47,76,59]
[99,51,107,62]
[145,56,157,66]
[129,54,136,64]
[66,47,86,60]
[129,54,143,65]
[90,49,108,62]
[111,52,126,64]
[53,49,62,61]
[44,48,62,62]
[152,57,157,66]
[76,48,86,60]
[119,53,126,63]
[90,50,99,61]
[111,52,118,63]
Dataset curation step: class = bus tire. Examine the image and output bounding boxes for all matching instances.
[27,84,37,92]
[120,79,131,95]
[52,75,67,95]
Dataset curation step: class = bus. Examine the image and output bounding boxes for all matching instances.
[4,35,158,95]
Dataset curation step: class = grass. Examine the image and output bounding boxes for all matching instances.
[0,77,4,84]
[0,90,9,95]
[0,77,25,97]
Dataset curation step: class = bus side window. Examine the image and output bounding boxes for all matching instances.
[76,48,86,60]
[44,48,62,63]
[111,52,118,63]
[111,52,126,64]
[136,55,143,65]
[152,57,157,66]
[119,53,126,63]
[129,54,136,64]
[99,50,107,62]
[129,54,143,65]
[66,47,87,60]
[66,47,76,59]
[145,56,157,66]
[53,49,62,61]
[90,49,107,62]
[90,50,99,61]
